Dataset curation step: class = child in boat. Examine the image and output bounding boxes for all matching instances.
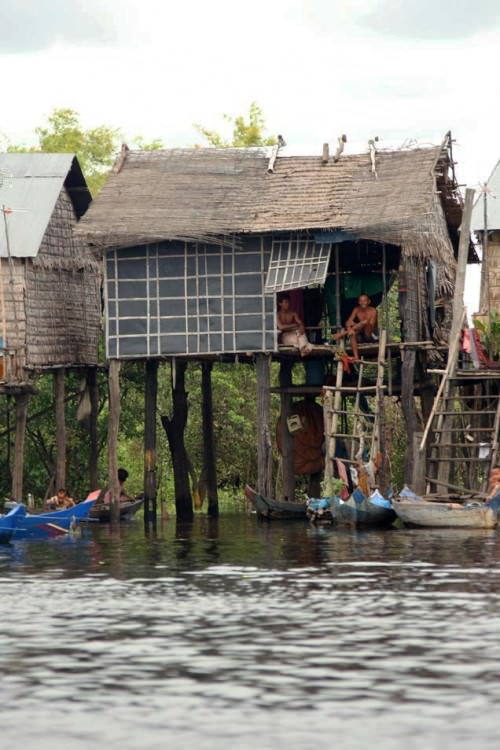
[277,293,313,356]
[486,466,500,508]
[103,467,133,504]
[47,488,76,510]
[330,293,378,361]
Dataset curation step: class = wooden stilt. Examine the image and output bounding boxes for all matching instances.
[201,361,218,517]
[256,354,273,499]
[107,359,121,523]
[279,360,295,501]
[12,392,29,501]
[88,366,99,490]
[54,368,66,491]
[161,360,193,520]
[144,359,158,526]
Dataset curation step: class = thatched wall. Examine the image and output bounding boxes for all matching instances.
[24,188,101,368]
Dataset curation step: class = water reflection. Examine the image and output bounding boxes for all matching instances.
[1,515,500,749]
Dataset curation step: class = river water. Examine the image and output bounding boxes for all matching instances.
[1,513,500,750]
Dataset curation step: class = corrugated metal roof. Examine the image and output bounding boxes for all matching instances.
[471,158,500,231]
[0,153,85,258]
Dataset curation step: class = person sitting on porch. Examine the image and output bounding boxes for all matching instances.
[277,293,313,356]
[47,488,75,510]
[330,293,378,361]
[103,467,133,504]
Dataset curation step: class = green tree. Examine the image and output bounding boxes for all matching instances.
[194,102,277,148]
[6,108,164,195]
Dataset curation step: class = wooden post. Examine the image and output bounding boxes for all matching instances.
[279,359,295,501]
[161,360,193,520]
[437,188,474,489]
[88,366,99,490]
[201,361,218,517]
[54,368,66,491]
[144,359,158,526]
[11,392,29,501]
[256,353,273,498]
[108,359,121,523]
[412,432,426,496]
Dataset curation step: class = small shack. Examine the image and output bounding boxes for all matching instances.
[77,136,466,518]
[0,153,101,499]
[471,158,500,314]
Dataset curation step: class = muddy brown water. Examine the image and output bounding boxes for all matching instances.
[1,513,500,749]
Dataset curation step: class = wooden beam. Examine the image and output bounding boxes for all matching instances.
[107,359,121,523]
[88,366,99,490]
[279,360,295,501]
[11,393,29,501]
[54,368,66,490]
[201,361,218,517]
[256,354,273,498]
[144,359,158,525]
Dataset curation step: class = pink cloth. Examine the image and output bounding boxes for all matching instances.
[288,289,304,322]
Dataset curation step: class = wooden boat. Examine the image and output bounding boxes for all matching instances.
[0,504,26,543]
[393,498,498,529]
[244,485,307,519]
[88,496,144,522]
[245,485,395,527]
[327,489,397,528]
[0,496,95,541]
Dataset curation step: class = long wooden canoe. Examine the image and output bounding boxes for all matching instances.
[244,485,307,519]
[393,499,498,529]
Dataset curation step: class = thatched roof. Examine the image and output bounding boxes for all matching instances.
[77,142,457,267]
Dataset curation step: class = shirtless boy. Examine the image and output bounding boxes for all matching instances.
[277,293,312,356]
[331,293,378,361]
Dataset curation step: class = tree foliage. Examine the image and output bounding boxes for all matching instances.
[194,102,277,148]
[5,108,164,195]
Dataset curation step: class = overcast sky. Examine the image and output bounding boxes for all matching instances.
[2,0,498,309]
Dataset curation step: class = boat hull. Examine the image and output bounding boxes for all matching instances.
[329,494,397,528]
[244,485,306,519]
[393,500,498,529]
[88,497,144,522]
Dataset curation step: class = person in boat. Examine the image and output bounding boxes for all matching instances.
[486,466,500,508]
[277,292,313,356]
[103,467,133,504]
[47,488,76,510]
[330,293,378,361]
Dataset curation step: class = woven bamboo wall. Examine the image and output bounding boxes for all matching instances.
[24,188,101,368]
[488,232,500,313]
[0,258,27,375]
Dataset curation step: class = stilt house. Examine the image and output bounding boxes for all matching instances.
[77,135,468,513]
[0,152,101,498]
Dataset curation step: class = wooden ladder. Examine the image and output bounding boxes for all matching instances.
[323,330,387,484]
[420,310,500,495]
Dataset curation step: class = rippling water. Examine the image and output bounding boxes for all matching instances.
[1,513,500,749]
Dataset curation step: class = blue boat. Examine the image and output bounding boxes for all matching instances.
[327,489,397,528]
[0,496,96,541]
[0,504,27,544]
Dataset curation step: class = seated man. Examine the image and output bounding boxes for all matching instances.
[47,488,75,510]
[331,293,378,361]
[277,292,313,356]
[103,467,133,504]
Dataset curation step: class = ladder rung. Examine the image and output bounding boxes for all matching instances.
[328,433,370,439]
[434,410,497,416]
[429,457,491,463]
[430,442,491,449]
